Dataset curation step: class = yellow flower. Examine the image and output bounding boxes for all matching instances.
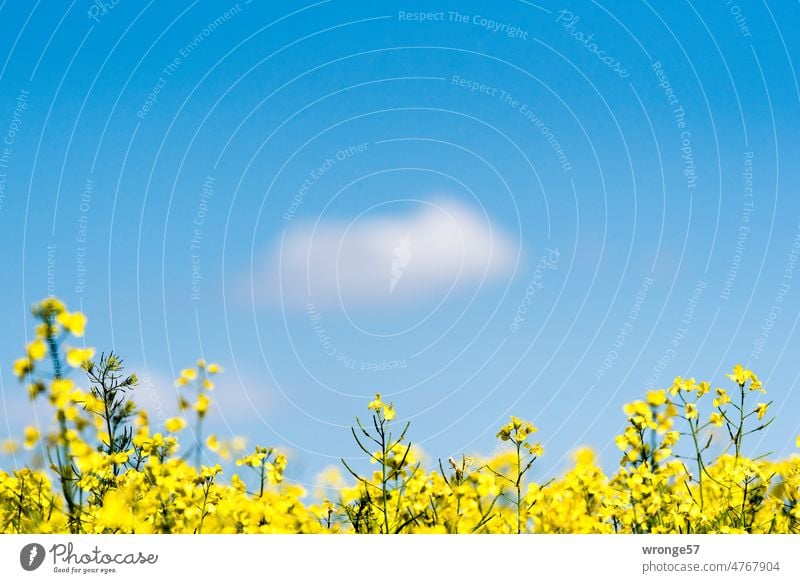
[654,448,671,463]
[195,394,211,416]
[526,442,544,456]
[165,417,187,433]
[27,339,47,361]
[56,311,87,337]
[36,297,65,315]
[66,347,95,368]
[669,376,697,396]
[685,403,698,419]
[27,382,46,400]
[1,438,19,454]
[236,451,266,468]
[662,430,680,447]
[206,363,222,374]
[12,357,33,378]
[623,401,649,418]
[496,416,538,446]
[181,368,197,380]
[206,434,220,452]
[200,464,222,479]
[97,491,133,529]
[110,451,129,464]
[646,390,666,407]
[367,393,383,413]
[23,426,39,449]
[709,412,724,427]
[367,393,395,421]
[727,364,750,385]
[712,388,731,408]
[574,447,595,465]
[49,378,75,408]
[655,409,674,433]
[755,403,769,421]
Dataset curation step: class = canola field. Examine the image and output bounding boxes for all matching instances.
[1,298,799,534]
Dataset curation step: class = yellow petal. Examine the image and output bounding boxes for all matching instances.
[165,417,186,433]
[66,347,95,368]
[27,339,47,360]
[57,312,87,337]
[23,426,40,449]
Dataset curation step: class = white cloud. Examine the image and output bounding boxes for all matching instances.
[255,199,517,307]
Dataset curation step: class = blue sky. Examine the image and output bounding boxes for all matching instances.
[1,1,799,485]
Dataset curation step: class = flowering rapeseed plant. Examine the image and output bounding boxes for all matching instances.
[1,297,799,534]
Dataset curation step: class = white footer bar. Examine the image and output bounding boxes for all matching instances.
[1,535,797,581]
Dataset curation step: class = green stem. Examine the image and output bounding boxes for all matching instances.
[679,392,705,513]
[45,318,78,532]
[688,418,705,511]
[380,418,390,534]
[516,440,522,534]
[102,380,117,475]
[735,383,745,461]
[259,459,265,498]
